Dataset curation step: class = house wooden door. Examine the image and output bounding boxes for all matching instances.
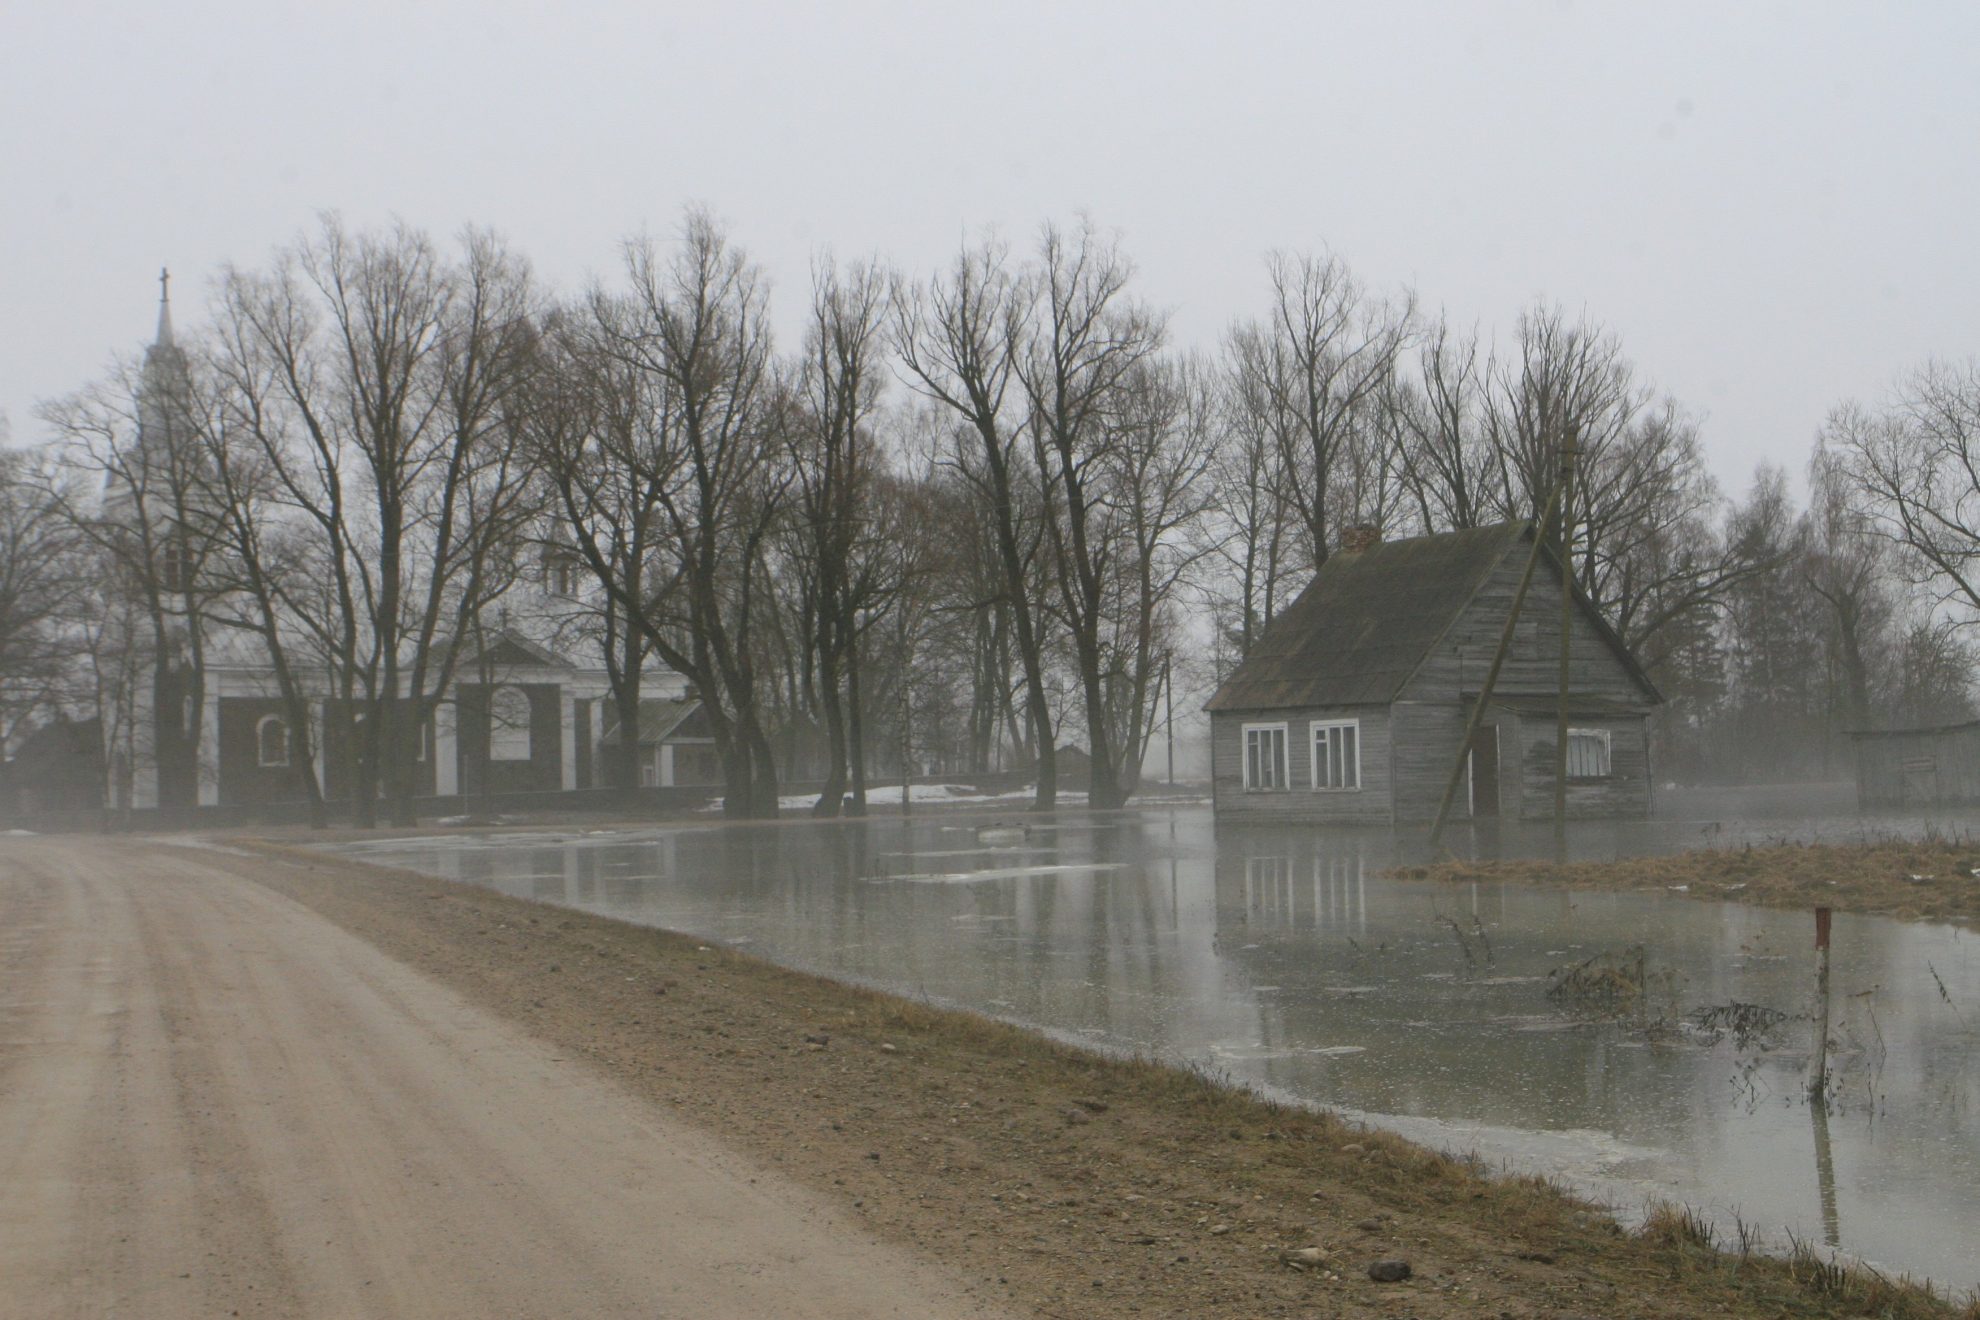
[1469,726,1500,818]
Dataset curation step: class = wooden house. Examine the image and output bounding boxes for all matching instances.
[1206,523,1662,825]
[1847,720,1980,807]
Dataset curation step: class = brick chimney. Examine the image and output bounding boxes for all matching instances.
[1340,523,1382,554]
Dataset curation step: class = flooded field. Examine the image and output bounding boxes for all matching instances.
[334,802,1980,1291]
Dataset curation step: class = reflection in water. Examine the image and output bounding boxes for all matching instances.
[334,806,1980,1291]
[1812,1100,1841,1249]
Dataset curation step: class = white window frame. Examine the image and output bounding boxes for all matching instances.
[1309,718,1361,791]
[1565,726,1612,779]
[1241,722,1289,791]
[256,714,290,768]
[489,686,533,762]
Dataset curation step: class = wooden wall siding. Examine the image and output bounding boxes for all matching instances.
[1511,715,1652,819]
[1399,549,1652,708]
[320,699,439,802]
[1493,708,1526,812]
[1209,706,1394,824]
[216,697,313,806]
[455,683,564,797]
[1852,725,1980,806]
[1385,703,1517,821]
[1389,700,1466,822]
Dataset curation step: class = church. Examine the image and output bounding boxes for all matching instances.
[100,274,715,819]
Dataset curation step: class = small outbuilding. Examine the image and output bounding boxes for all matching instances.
[1847,721,1980,808]
[599,697,723,788]
[1206,523,1662,825]
[1,716,105,821]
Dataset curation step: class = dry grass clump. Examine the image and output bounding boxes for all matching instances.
[1629,1202,1979,1320]
[1396,839,1980,925]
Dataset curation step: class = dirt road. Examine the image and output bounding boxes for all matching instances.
[0,837,1011,1319]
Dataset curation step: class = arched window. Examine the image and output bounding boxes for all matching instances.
[489,687,532,761]
[257,715,290,768]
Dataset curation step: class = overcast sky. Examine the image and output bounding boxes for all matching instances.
[5,2,1976,498]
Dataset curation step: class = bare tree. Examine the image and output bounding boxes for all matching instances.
[1831,359,1980,621]
[1202,342,1307,669]
[1888,616,1978,727]
[1228,250,1414,566]
[1392,314,1495,531]
[1016,220,1166,809]
[788,256,891,815]
[211,217,543,826]
[547,212,789,818]
[157,325,338,827]
[893,238,1062,809]
[1805,436,1893,739]
[1719,466,1823,777]
[1485,303,1637,527]
[1085,355,1216,798]
[40,323,222,813]
[1481,307,1756,680]
[526,302,671,798]
[905,446,1029,774]
[0,448,89,743]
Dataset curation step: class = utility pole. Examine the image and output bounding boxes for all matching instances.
[1553,436,1579,865]
[1164,651,1175,788]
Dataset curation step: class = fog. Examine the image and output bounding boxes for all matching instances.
[6,3,1979,497]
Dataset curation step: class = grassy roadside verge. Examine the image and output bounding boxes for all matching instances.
[1392,840,1980,927]
[228,838,1974,1319]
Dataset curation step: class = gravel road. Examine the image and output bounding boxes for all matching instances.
[0,836,1012,1319]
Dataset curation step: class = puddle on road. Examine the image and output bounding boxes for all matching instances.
[332,805,1980,1292]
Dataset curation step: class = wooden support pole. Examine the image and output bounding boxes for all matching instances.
[901,674,913,815]
[1809,905,1833,1099]
[1426,473,1569,851]
[1553,439,1578,865]
[1164,651,1175,788]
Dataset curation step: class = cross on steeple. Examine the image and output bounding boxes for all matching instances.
[155,266,175,347]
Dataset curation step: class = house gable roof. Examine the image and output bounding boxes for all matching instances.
[447,628,579,674]
[600,698,708,746]
[1205,522,1661,712]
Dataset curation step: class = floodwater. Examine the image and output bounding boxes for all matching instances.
[335,800,1980,1292]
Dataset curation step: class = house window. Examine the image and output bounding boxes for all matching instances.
[490,687,532,761]
[1566,727,1611,778]
[1310,720,1360,790]
[1242,723,1288,790]
[257,715,290,768]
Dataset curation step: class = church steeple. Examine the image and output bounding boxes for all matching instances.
[155,266,175,348]
[136,266,192,468]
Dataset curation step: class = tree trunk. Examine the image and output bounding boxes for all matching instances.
[846,650,868,816]
[386,698,419,828]
[1075,635,1125,811]
[610,674,642,797]
[813,642,847,817]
